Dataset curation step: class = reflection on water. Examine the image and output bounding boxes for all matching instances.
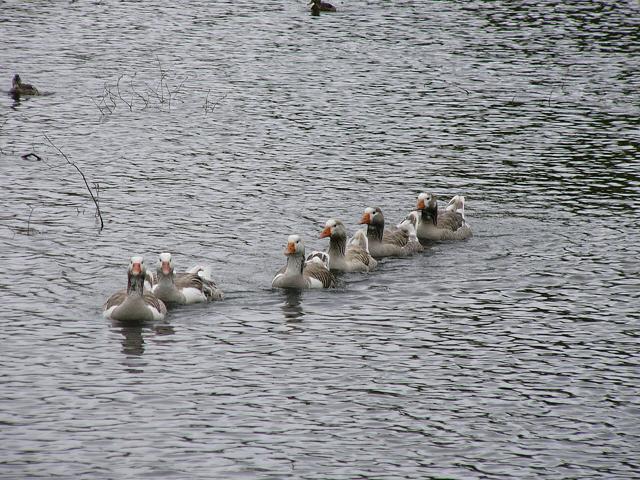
[1,1,639,479]
[280,289,304,322]
[114,321,176,358]
[116,323,145,357]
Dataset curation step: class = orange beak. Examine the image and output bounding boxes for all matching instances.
[417,199,425,209]
[286,242,296,254]
[161,261,171,275]
[359,213,371,225]
[132,262,142,275]
[319,226,332,238]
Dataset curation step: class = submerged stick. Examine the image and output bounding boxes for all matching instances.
[44,134,104,231]
[26,204,36,236]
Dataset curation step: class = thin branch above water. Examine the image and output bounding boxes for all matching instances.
[44,134,104,232]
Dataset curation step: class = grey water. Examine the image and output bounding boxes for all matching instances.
[1,1,639,478]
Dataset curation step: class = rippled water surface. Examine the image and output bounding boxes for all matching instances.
[1,1,639,478]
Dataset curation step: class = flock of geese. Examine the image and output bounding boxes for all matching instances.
[8,76,472,321]
[102,192,472,322]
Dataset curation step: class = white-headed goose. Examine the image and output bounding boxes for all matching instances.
[445,195,468,225]
[359,206,413,258]
[103,256,167,322]
[272,235,336,289]
[396,211,425,254]
[415,192,472,243]
[152,253,224,306]
[319,219,377,272]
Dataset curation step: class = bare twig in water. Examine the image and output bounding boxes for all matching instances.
[116,74,133,111]
[91,96,111,116]
[91,61,196,114]
[92,182,101,219]
[106,83,118,111]
[164,81,172,110]
[170,75,189,105]
[156,55,166,104]
[0,119,7,154]
[204,90,228,116]
[129,72,137,109]
[44,134,104,231]
[425,79,470,96]
[548,81,565,107]
[203,88,211,114]
[26,204,36,236]
[133,89,150,110]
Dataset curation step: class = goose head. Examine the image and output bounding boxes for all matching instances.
[284,234,305,257]
[359,207,385,241]
[157,252,175,277]
[12,74,21,88]
[127,255,147,295]
[446,195,465,213]
[309,0,320,15]
[397,211,419,236]
[446,195,467,225]
[416,192,438,211]
[359,207,385,227]
[319,218,347,240]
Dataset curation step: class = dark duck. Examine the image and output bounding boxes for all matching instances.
[10,74,40,97]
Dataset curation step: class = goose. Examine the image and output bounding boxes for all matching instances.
[306,250,331,269]
[272,235,336,289]
[358,206,413,258]
[319,219,377,272]
[309,0,336,15]
[396,211,425,254]
[9,74,40,96]
[152,252,224,305]
[446,195,468,225]
[103,256,167,322]
[415,192,472,243]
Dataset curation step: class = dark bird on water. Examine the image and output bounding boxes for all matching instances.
[309,0,336,16]
[10,74,40,97]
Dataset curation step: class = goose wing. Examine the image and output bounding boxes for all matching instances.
[437,211,464,231]
[174,273,224,301]
[383,227,409,247]
[345,246,376,269]
[145,271,157,289]
[143,291,167,314]
[175,273,206,291]
[104,289,127,310]
[304,262,336,288]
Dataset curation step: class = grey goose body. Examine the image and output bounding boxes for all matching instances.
[152,253,223,306]
[415,193,472,243]
[359,206,417,258]
[320,219,377,272]
[103,256,167,322]
[272,235,336,289]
